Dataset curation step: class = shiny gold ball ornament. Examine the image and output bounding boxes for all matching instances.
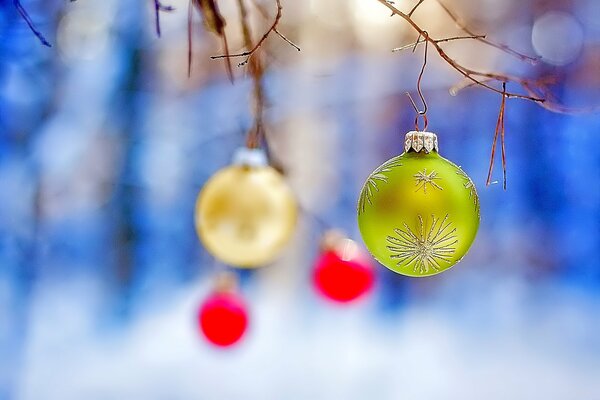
[357,131,480,277]
[195,148,297,268]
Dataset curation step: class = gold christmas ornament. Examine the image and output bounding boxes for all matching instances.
[195,148,297,268]
[357,131,480,277]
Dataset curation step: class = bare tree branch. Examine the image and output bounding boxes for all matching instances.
[392,34,486,52]
[211,0,299,64]
[251,0,300,51]
[153,0,174,37]
[13,0,51,47]
[274,28,300,51]
[487,83,507,189]
[408,0,425,17]
[375,0,544,103]
[236,0,266,148]
[432,0,539,64]
[189,0,233,81]
[190,0,599,188]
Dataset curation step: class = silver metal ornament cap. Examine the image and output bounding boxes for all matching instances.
[232,147,268,167]
[404,131,439,154]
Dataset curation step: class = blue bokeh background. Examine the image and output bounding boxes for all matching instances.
[1,0,599,399]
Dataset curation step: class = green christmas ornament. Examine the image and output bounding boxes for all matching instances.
[357,131,480,277]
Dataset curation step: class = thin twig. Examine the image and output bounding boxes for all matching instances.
[189,0,234,81]
[187,0,193,76]
[452,75,600,115]
[236,0,266,149]
[375,0,544,103]
[212,0,282,61]
[500,83,507,190]
[153,0,175,37]
[250,0,300,52]
[13,0,51,47]
[211,0,299,62]
[487,82,507,188]
[408,0,425,17]
[433,0,539,64]
[274,28,300,51]
[373,0,577,188]
[393,34,486,52]
[521,82,600,114]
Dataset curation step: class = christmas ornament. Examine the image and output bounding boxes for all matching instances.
[357,131,480,277]
[195,147,297,268]
[313,231,375,303]
[198,273,248,347]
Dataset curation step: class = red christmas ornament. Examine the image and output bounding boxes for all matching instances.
[198,274,248,347]
[313,231,375,303]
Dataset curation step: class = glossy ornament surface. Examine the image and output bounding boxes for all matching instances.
[199,290,248,347]
[357,131,480,277]
[313,232,375,303]
[195,148,297,268]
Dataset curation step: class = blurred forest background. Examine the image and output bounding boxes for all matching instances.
[1,0,600,399]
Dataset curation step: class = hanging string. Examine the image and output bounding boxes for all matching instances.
[406,31,429,132]
[236,0,266,149]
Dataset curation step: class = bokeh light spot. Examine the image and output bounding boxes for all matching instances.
[532,11,584,66]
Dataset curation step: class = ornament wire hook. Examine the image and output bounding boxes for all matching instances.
[406,31,429,131]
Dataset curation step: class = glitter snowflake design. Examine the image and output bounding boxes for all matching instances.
[386,214,458,274]
[358,157,403,214]
[414,168,443,194]
[455,167,479,208]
